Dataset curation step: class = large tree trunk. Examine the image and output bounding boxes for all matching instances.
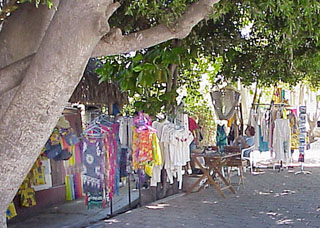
[0,0,117,225]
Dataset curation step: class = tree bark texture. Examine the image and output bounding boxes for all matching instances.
[0,0,115,220]
[0,214,5,228]
[0,55,33,96]
[0,86,18,120]
[0,0,59,68]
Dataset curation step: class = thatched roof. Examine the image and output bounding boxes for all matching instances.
[69,58,128,107]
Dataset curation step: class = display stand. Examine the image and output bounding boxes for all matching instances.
[295,163,312,175]
[295,105,312,175]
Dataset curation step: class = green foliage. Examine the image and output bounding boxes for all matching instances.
[18,0,53,8]
[184,0,320,88]
[96,44,185,115]
[109,0,197,33]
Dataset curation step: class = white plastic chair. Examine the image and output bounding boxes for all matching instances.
[241,146,255,173]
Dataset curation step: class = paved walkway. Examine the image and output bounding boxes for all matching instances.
[89,168,320,228]
[8,184,139,228]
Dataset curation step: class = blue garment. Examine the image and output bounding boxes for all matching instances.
[82,137,104,209]
[120,148,128,177]
[64,132,80,145]
[44,143,63,159]
[82,138,103,194]
[258,126,269,152]
[216,125,228,152]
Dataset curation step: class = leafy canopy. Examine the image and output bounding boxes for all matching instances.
[98,0,320,117]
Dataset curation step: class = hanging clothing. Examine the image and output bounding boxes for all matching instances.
[153,119,193,189]
[150,133,163,187]
[216,124,227,152]
[258,126,269,152]
[103,121,121,200]
[132,129,154,169]
[261,110,270,142]
[18,174,36,207]
[43,127,78,161]
[273,119,291,161]
[289,113,299,150]
[82,137,105,208]
[132,113,164,188]
[210,88,241,120]
[249,109,260,151]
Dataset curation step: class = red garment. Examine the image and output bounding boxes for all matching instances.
[188,117,198,132]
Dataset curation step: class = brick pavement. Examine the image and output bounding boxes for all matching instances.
[88,168,320,228]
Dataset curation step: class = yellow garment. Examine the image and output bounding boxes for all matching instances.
[145,162,153,177]
[68,145,76,166]
[6,202,17,220]
[227,116,234,128]
[289,114,299,149]
[131,127,139,170]
[31,158,46,186]
[282,109,287,119]
[291,133,299,149]
[18,155,50,207]
[152,133,162,166]
[32,166,46,186]
[65,175,72,201]
[19,175,36,207]
[20,188,36,207]
[272,87,282,103]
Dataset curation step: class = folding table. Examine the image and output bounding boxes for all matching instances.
[185,152,239,198]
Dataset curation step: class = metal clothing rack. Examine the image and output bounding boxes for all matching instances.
[252,102,294,172]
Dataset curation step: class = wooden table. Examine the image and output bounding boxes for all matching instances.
[185,152,240,198]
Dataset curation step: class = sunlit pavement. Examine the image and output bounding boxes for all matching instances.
[251,139,320,170]
[89,167,320,228]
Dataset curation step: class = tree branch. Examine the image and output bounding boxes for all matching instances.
[92,0,221,57]
[0,0,220,93]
